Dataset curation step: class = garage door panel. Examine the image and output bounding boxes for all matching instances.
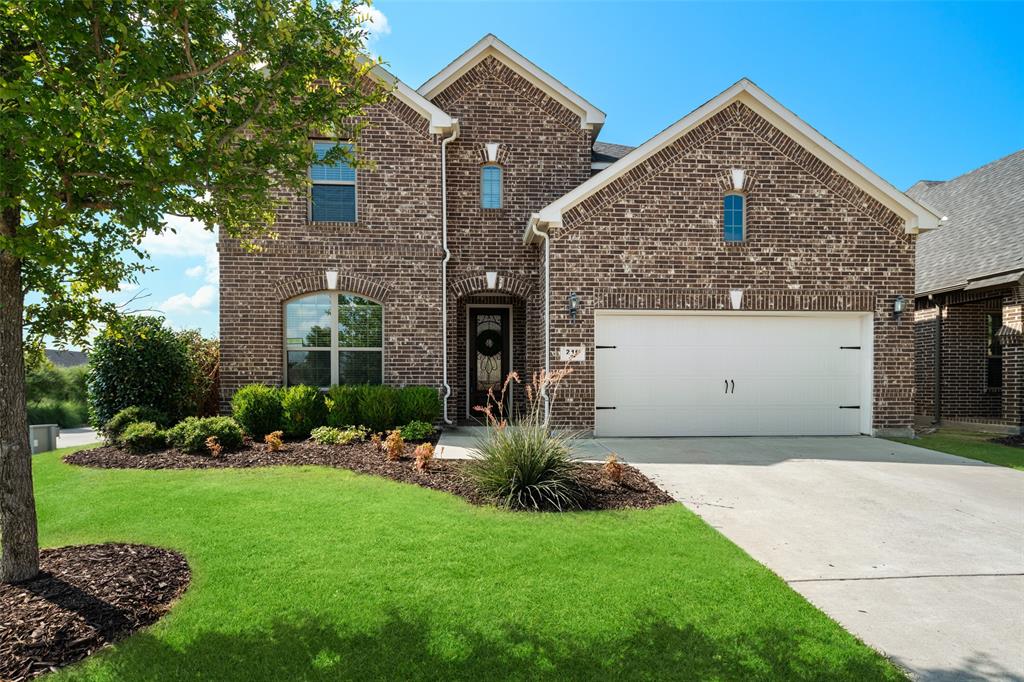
[594,313,868,437]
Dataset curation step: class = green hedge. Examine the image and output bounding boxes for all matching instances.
[27,399,89,428]
[25,361,89,427]
[231,384,283,439]
[166,416,243,454]
[281,385,328,438]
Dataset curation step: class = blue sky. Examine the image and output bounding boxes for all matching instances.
[85,1,1024,341]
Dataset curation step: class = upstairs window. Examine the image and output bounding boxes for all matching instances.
[285,293,383,387]
[723,193,745,242]
[986,312,1003,389]
[310,142,356,222]
[481,165,503,209]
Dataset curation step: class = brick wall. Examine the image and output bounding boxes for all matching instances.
[429,55,592,421]
[218,95,444,407]
[547,101,916,434]
[913,286,1018,426]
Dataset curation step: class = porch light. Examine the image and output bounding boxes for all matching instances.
[325,270,338,290]
[893,294,906,318]
[567,291,580,322]
[485,271,498,289]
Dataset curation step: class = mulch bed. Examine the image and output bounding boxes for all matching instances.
[990,433,1024,448]
[0,544,190,682]
[64,440,674,511]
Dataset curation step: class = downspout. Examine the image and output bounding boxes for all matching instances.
[440,120,460,425]
[528,217,551,425]
[934,295,943,425]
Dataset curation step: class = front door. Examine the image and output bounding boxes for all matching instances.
[468,307,511,418]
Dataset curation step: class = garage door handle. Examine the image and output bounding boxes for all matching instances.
[725,380,728,394]
[730,380,735,394]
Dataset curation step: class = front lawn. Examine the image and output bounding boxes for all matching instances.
[889,429,1024,471]
[33,446,903,681]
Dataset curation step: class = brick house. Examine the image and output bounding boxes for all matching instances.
[908,151,1023,434]
[219,34,941,437]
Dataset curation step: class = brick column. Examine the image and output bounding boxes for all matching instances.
[999,286,1024,431]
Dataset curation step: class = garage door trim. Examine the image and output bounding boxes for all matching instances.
[593,310,874,436]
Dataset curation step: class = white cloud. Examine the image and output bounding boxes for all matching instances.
[160,284,217,314]
[356,4,390,45]
[185,265,204,278]
[140,215,217,258]
[203,250,219,284]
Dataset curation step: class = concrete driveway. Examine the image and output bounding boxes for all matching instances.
[573,436,1024,681]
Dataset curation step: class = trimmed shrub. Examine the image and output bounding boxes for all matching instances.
[264,431,284,451]
[231,384,284,439]
[325,385,363,428]
[383,430,404,461]
[310,425,368,446]
[358,385,398,433]
[87,315,195,426]
[103,405,171,442]
[398,420,434,442]
[468,423,586,512]
[397,386,441,425]
[166,416,243,454]
[120,421,167,454]
[281,385,328,438]
[26,399,89,428]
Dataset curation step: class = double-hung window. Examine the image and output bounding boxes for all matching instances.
[723,193,745,242]
[310,141,356,222]
[285,293,383,387]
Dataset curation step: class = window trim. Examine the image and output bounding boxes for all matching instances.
[480,163,503,209]
[986,311,1003,390]
[308,140,357,223]
[284,291,384,387]
[723,191,746,242]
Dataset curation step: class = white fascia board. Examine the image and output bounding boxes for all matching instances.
[536,79,942,234]
[418,34,605,131]
[367,62,455,135]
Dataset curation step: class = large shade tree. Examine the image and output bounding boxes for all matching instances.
[0,0,386,582]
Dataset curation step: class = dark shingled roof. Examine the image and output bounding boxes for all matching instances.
[591,141,634,164]
[45,349,88,368]
[906,149,1024,295]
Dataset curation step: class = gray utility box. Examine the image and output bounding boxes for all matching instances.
[29,424,60,454]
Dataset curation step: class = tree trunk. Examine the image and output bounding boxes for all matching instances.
[0,204,39,583]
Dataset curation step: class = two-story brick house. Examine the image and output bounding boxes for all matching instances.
[219,34,941,437]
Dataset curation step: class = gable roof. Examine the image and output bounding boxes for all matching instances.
[592,141,634,164]
[364,61,456,135]
[906,149,1024,295]
[418,34,605,132]
[526,78,942,242]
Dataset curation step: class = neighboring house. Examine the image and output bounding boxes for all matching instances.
[219,34,941,437]
[44,349,88,368]
[908,151,1024,434]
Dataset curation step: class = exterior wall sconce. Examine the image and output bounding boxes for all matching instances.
[485,271,498,289]
[567,291,581,323]
[325,270,338,290]
[893,294,906,319]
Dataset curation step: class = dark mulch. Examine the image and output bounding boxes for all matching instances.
[0,544,190,682]
[64,440,674,511]
[990,433,1024,448]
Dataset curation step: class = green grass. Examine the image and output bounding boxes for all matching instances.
[30,445,904,681]
[890,429,1024,471]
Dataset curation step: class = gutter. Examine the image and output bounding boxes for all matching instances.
[440,120,460,425]
[527,215,551,425]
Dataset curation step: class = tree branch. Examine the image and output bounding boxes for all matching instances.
[70,171,135,185]
[168,48,246,82]
[180,14,197,75]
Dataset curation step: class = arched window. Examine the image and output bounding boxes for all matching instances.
[481,165,502,209]
[723,193,745,242]
[284,293,383,387]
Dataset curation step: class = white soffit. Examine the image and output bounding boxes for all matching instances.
[365,61,455,135]
[527,79,941,241]
[418,34,605,131]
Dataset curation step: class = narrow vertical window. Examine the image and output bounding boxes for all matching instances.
[310,142,356,222]
[986,312,1003,389]
[723,193,745,242]
[481,165,502,209]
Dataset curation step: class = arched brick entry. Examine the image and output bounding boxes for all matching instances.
[272,272,392,302]
[449,272,533,300]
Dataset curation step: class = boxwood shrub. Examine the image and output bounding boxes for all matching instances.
[103,405,171,442]
[231,384,284,439]
[358,385,398,433]
[166,416,243,454]
[281,385,328,438]
[397,386,441,425]
[120,421,167,454]
[325,385,362,428]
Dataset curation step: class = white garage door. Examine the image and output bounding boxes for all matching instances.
[594,313,870,437]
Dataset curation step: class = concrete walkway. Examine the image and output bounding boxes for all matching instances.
[436,429,1024,680]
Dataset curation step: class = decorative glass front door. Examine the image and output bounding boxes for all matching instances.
[468,308,510,418]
